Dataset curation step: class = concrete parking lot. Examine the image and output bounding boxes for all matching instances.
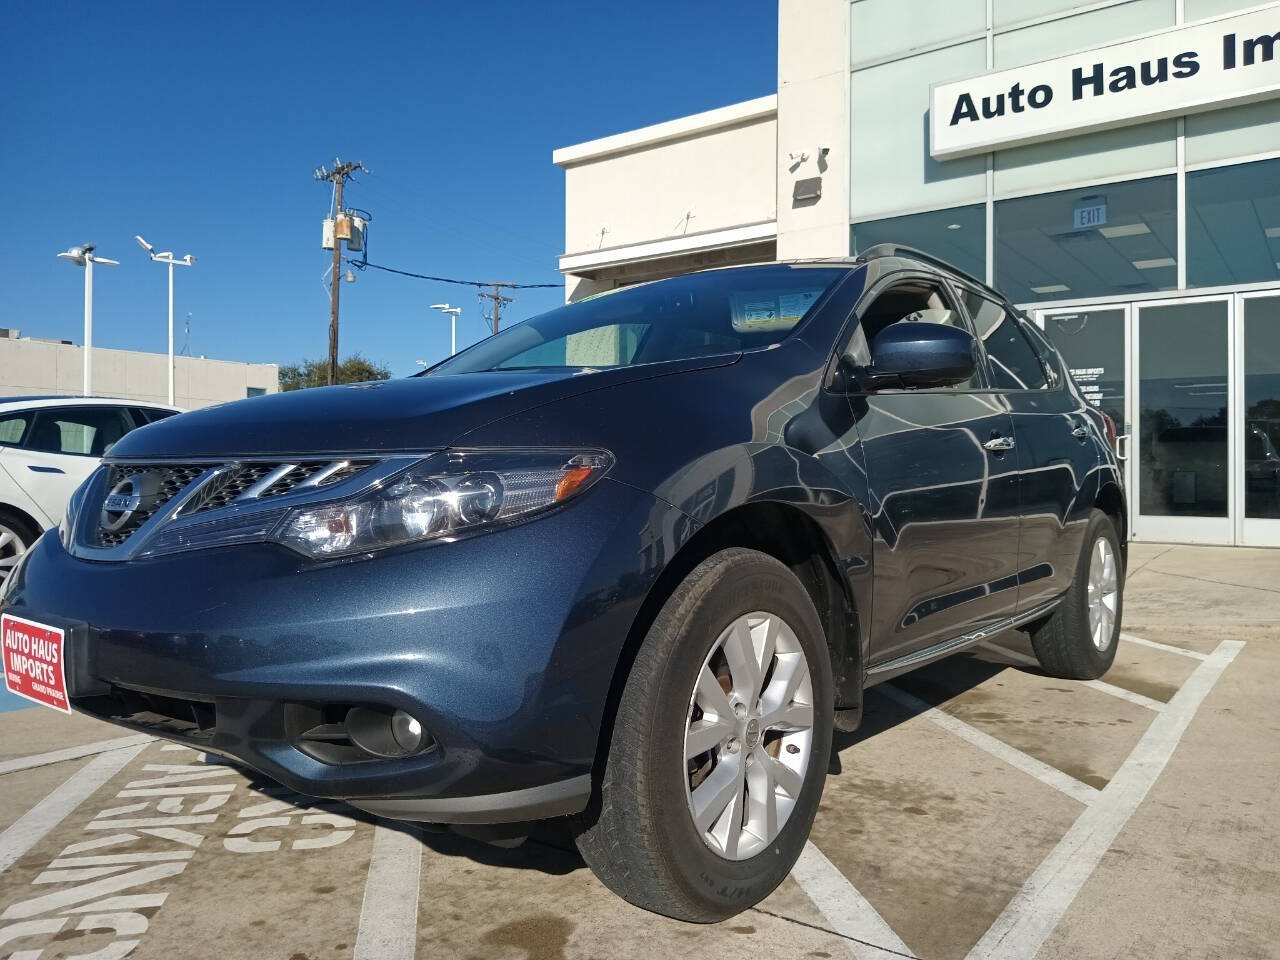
[0,543,1276,960]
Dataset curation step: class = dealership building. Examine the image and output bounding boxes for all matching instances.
[554,0,1280,547]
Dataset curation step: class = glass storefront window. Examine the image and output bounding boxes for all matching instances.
[851,205,985,280]
[1186,157,1280,289]
[995,176,1177,304]
[1244,296,1280,520]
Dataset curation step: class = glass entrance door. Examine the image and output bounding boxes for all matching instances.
[1237,293,1280,547]
[1038,292,1280,546]
[1134,297,1233,544]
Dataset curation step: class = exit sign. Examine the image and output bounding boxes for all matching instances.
[1074,202,1107,230]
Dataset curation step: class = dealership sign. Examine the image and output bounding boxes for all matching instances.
[930,5,1280,159]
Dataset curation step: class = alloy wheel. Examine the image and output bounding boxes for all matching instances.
[1086,537,1119,650]
[0,523,27,586]
[683,611,814,861]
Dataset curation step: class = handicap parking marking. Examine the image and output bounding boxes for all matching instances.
[0,741,377,959]
[0,743,149,874]
[0,735,154,777]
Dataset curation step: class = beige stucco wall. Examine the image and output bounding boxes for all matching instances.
[559,109,778,259]
[776,0,850,260]
[0,339,278,410]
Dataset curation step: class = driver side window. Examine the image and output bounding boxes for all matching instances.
[848,279,987,390]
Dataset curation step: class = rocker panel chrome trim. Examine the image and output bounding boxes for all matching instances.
[866,596,1063,677]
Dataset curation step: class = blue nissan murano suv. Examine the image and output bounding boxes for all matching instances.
[1,247,1126,921]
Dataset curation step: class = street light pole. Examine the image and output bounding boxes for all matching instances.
[430,303,462,356]
[83,256,93,397]
[168,259,174,402]
[135,237,196,406]
[58,244,118,396]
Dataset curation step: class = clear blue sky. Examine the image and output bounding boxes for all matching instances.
[0,1,778,380]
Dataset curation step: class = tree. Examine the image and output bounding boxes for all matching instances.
[278,353,392,391]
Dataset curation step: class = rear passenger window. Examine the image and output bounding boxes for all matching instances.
[964,293,1048,391]
[28,408,134,456]
[0,414,28,446]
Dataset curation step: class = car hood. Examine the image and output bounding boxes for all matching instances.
[110,355,739,459]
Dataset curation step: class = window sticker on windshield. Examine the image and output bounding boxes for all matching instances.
[731,290,820,333]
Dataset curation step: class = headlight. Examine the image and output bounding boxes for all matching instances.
[272,449,612,559]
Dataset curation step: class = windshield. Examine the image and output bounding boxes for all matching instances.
[429,264,846,375]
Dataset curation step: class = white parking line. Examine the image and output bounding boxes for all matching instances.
[792,841,917,959]
[878,685,1099,806]
[1083,680,1164,711]
[0,743,148,873]
[1120,633,1207,660]
[0,735,154,777]
[977,641,1164,710]
[967,639,1243,960]
[353,821,422,960]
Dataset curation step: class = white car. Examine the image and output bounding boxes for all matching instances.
[0,396,181,582]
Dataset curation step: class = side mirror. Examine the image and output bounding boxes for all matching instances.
[861,321,978,390]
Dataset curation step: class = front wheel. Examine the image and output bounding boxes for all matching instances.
[1027,509,1124,680]
[574,547,833,922]
[0,511,38,588]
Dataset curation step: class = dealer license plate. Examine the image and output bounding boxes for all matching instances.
[2,613,70,713]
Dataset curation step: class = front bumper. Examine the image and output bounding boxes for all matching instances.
[2,478,672,822]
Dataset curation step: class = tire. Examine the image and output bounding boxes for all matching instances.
[574,547,834,922]
[1028,509,1124,680]
[0,510,39,587]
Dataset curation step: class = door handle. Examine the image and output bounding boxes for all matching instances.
[1115,433,1131,462]
[1071,424,1089,440]
[983,435,1015,452]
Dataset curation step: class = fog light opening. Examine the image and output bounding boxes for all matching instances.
[392,710,424,753]
[344,706,434,759]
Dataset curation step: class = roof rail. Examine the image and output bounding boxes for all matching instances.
[854,243,1001,300]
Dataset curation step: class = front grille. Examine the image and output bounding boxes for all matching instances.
[97,464,207,547]
[184,463,278,513]
[91,459,379,550]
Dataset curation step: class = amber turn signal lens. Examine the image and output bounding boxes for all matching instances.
[555,465,596,502]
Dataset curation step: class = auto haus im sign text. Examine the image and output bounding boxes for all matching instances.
[949,25,1279,127]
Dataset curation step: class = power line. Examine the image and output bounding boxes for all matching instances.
[344,257,559,289]
[346,257,561,335]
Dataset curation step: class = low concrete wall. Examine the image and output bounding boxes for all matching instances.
[0,339,278,410]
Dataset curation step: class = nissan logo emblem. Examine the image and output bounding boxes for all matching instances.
[100,476,143,532]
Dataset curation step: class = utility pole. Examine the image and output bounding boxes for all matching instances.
[314,158,366,384]
[479,283,513,335]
